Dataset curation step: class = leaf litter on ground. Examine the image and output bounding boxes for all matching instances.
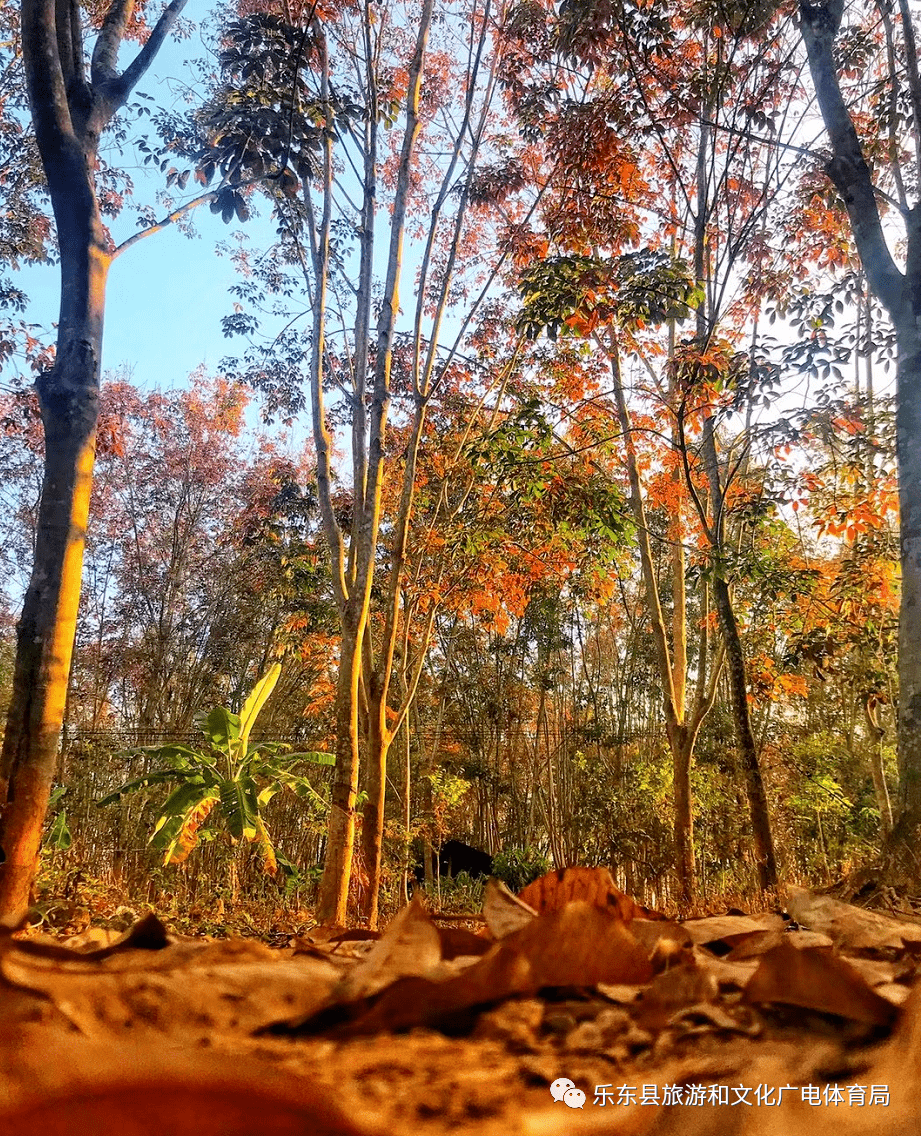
[1,868,921,1133]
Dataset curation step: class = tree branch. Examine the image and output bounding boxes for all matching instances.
[896,0,921,185]
[91,0,135,84]
[117,0,190,99]
[22,0,74,148]
[799,0,905,316]
[111,187,221,259]
[55,0,86,105]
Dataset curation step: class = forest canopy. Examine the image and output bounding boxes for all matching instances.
[0,0,917,925]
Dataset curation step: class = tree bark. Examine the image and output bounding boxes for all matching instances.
[605,343,722,902]
[799,0,921,869]
[893,320,921,841]
[316,620,363,924]
[360,674,390,928]
[699,415,778,891]
[713,574,778,889]
[865,699,894,838]
[0,0,187,915]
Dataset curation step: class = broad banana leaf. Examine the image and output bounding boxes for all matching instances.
[237,663,282,756]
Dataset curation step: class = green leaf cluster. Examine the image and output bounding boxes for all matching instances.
[98,665,334,878]
[517,249,702,341]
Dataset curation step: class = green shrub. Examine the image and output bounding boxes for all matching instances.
[492,846,550,891]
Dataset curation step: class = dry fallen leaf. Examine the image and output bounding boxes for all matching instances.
[785,887,921,952]
[743,938,898,1026]
[0,1041,363,1136]
[634,961,719,1030]
[681,913,784,949]
[518,867,649,921]
[504,901,654,988]
[483,879,537,939]
[629,920,692,971]
[0,930,341,1038]
[437,925,492,961]
[277,900,654,1038]
[338,894,444,999]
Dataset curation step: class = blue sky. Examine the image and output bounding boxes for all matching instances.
[16,217,246,393]
[8,21,266,396]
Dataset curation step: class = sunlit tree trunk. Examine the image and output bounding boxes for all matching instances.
[315,0,434,923]
[0,0,188,916]
[604,343,722,902]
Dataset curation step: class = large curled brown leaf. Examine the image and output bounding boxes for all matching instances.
[519,867,655,921]
[742,938,898,1026]
[338,894,444,999]
[483,879,538,938]
[0,932,340,1037]
[276,900,654,1038]
[785,887,921,953]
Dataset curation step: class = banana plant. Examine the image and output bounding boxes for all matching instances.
[98,664,334,877]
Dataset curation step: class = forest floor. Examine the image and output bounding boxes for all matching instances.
[0,868,919,1136]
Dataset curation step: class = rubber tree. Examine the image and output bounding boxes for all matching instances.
[227,0,506,924]
[799,0,921,867]
[0,0,191,915]
[512,0,793,897]
[605,341,726,901]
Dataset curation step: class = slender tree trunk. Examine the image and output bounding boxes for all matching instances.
[865,699,894,839]
[712,574,777,890]
[402,715,411,904]
[893,321,921,846]
[360,686,391,927]
[604,342,722,901]
[699,414,777,891]
[316,619,363,923]
[666,723,693,894]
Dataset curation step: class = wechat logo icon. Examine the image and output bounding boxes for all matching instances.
[550,1079,586,1108]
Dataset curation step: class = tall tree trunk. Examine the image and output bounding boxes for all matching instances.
[799,0,921,871]
[604,342,721,902]
[0,78,109,917]
[316,619,363,924]
[0,340,103,912]
[894,321,921,841]
[0,0,189,916]
[360,684,391,928]
[667,722,694,895]
[865,698,894,838]
[713,575,778,890]
[687,91,776,892]
[699,416,778,891]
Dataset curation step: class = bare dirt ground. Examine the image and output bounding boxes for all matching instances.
[1,869,919,1136]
